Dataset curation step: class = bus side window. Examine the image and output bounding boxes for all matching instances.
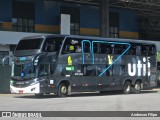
[43,39,54,52]
[126,45,136,55]
[136,45,141,55]
[114,45,119,54]
[93,43,98,53]
[75,44,82,53]
[62,38,82,54]
[100,44,106,54]
[149,45,156,55]
[114,45,126,54]
[84,42,91,53]
[100,43,112,54]
[46,43,55,52]
[142,45,149,56]
[43,38,62,52]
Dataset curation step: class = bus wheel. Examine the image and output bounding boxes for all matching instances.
[58,83,68,97]
[133,81,141,94]
[123,81,131,94]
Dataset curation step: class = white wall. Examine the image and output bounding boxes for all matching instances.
[0,31,46,45]
[0,45,9,51]
[0,31,50,65]
[0,45,11,65]
[61,14,71,35]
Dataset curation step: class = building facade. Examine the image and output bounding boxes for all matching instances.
[0,0,139,92]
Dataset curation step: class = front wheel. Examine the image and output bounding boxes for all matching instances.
[132,81,141,94]
[123,81,131,94]
[57,83,68,97]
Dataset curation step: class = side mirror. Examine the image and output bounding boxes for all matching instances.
[2,55,12,66]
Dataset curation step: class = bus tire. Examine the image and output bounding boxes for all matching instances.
[58,83,68,97]
[123,81,131,94]
[133,81,141,94]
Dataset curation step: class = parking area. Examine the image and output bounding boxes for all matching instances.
[0,89,160,119]
[0,89,160,111]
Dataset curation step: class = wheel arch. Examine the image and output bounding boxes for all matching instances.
[123,79,132,86]
[58,80,70,87]
[135,79,142,84]
[58,80,71,96]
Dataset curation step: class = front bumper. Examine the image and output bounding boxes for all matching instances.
[10,83,40,94]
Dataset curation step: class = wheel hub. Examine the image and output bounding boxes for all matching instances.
[61,86,67,94]
[135,84,140,90]
[126,85,130,92]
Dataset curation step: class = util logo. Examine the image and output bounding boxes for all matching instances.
[128,57,151,76]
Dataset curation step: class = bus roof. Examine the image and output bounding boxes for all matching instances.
[21,34,157,46]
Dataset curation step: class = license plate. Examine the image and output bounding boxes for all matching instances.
[18,90,24,93]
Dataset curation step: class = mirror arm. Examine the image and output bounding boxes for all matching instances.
[2,55,13,66]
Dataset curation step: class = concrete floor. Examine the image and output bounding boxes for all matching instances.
[0,90,160,120]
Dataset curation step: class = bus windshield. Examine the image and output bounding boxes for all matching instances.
[16,38,43,50]
[12,62,36,80]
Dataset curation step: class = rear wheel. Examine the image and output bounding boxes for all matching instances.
[132,81,141,94]
[123,81,131,94]
[57,83,68,97]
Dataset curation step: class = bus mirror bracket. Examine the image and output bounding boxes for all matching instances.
[2,55,12,66]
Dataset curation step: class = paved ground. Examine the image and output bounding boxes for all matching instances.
[0,89,160,120]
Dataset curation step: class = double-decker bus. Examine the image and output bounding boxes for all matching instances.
[3,35,157,97]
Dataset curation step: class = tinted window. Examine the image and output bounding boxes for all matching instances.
[114,44,126,54]
[142,45,150,56]
[125,45,136,55]
[93,43,98,53]
[62,38,82,54]
[100,43,112,54]
[84,42,91,53]
[43,37,64,52]
[149,45,156,55]
[136,45,141,55]
[16,38,43,50]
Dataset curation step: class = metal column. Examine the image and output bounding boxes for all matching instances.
[101,0,109,38]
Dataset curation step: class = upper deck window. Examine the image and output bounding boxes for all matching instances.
[16,38,43,50]
[42,37,64,52]
[62,38,82,54]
